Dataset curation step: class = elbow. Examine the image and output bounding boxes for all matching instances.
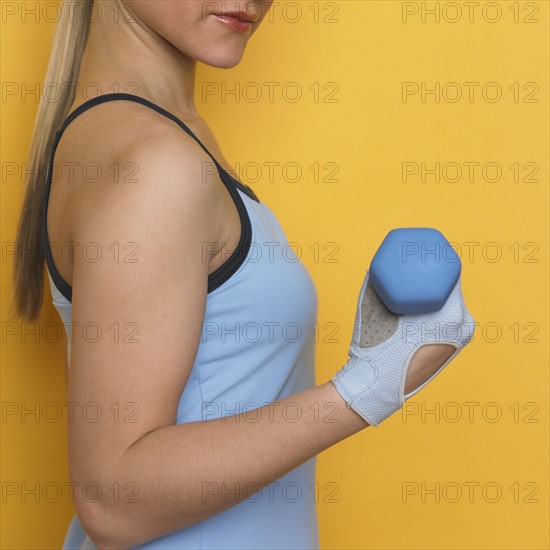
[77,499,137,549]
[79,500,197,549]
[71,455,144,547]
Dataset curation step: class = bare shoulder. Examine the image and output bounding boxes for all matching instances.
[56,99,225,246]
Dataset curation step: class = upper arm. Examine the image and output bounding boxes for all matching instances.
[66,122,222,514]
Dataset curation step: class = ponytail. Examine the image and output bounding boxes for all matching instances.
[11,0,94,321]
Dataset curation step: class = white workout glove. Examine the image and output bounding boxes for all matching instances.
[331,269,475,426]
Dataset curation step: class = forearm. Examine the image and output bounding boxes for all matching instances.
[95,380,368,548]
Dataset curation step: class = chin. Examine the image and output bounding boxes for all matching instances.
[199,48,246,69]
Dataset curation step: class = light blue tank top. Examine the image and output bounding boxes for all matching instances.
[41,94,319,549]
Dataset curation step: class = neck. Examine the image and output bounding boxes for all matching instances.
[74,4,199,117]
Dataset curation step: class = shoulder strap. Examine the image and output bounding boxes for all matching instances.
[56,93,259,201]
[59,93,214,158]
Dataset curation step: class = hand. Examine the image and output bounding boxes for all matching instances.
[331,269,475,426]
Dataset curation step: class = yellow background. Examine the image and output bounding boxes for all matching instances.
[2,1,548,548]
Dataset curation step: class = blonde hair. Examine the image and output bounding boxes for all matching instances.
[11,0,94,321]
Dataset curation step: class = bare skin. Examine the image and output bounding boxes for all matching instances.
[47,1,456,547]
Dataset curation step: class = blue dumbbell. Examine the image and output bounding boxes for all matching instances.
[332,226,473,426]
[368,227,461,315]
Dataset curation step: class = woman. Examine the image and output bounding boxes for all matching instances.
[12,1,475,548]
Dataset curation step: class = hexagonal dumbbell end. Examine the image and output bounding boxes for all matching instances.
[369,227,461,315]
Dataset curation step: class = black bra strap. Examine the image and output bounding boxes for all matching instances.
[42,92,259,303]
[57,93,259,202]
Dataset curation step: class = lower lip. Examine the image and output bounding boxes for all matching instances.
[213,14,252,33]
